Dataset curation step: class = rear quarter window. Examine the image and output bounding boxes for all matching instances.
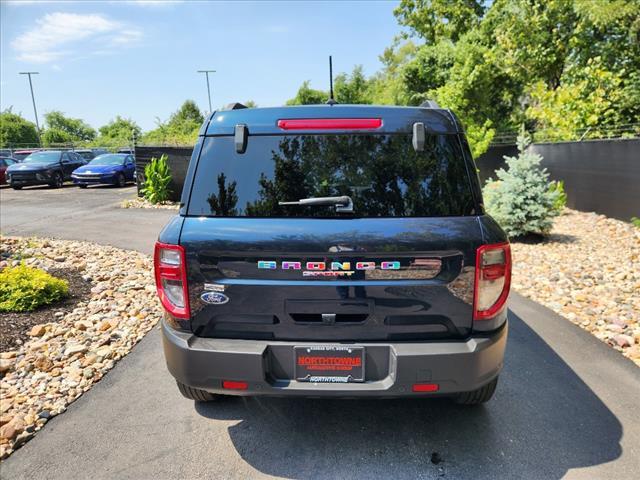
[187,134,475,217]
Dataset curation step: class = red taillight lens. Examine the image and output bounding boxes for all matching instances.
[277,118,382,130]
[222,381,248,390]
[473,242,511,320]
[154,242,190,319]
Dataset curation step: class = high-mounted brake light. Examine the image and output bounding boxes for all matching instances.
[473,242,511,320]
[154,242,190,319]
[277,118,382,131]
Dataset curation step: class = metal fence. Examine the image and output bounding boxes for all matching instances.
[477,138,640,221]
[491,123,640,145]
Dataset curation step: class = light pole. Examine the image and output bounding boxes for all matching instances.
[19,71,42,146]
[197,70,216,113]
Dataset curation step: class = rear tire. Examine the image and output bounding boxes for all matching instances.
[12,186,22,190]
[176,381,219,402]
[454,376,498,405]
[78,184,88,189]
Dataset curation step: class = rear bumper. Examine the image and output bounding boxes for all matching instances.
[162,320,507,398]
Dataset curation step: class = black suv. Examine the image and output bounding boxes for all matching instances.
[156,104,510,404]
[6,150,85,189]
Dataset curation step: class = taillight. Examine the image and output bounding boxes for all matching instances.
[277,118,382,130]
[473,242,511,320]
[154,242,190,319]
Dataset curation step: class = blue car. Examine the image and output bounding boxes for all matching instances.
[71,153,135,188]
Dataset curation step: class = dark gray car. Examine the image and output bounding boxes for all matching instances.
[155,103,510,405]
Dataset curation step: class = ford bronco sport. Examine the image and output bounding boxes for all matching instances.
[156,103,510,405]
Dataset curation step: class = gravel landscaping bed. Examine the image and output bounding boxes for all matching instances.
[0,268,92,352]
[511,209,640,366]
[120,197,179,210]
[0,236,162,459]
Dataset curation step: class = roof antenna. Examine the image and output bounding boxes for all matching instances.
[326,55,337,105]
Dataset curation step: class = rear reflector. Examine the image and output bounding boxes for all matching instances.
[222,381,248,390]
[473,242,511,320]
[154,242,190,319]
[412,383,440,393]
[277,118,382,130]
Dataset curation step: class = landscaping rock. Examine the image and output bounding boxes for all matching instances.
[28,325,47,337]
[0,236,162,459]
[512,209,640,367]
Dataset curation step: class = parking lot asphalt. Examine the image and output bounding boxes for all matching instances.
[0,184,174,254]
[1,185,639,479]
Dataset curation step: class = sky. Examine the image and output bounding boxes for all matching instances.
[1,0,402,131]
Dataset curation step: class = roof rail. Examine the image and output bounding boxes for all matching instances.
[224,102,247,110]
[420,100,440,108]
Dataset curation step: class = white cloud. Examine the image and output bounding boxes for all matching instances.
[11,12,142,63]
[118,0,184,6]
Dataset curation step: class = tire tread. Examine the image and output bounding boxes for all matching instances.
[454,376,498,405]
[176,381,218,402]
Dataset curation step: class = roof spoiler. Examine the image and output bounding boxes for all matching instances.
[225,102,248,110]
[420,100,440,108]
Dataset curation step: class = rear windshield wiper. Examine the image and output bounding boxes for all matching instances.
[279,195,354,213]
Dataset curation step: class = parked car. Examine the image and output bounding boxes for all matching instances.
[12,149,41,161]
[117,147,134,156]
[156,104,511,405]
[0,157,18,185]
[71,153,135,188]
[74,148,108,161]
[5,150,85,189]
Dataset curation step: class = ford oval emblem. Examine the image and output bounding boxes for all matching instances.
[200,292,229,305]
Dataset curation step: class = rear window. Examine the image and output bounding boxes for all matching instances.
[187,134,475,217]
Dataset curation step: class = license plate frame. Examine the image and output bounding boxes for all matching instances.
[294,345,365,383]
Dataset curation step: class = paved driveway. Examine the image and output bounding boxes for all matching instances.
[1,186,639,479]
[1,184,173,254]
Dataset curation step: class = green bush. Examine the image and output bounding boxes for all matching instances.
[141,154,172,204]
[0,265,69,313]
[548,180,567,214]
[483,128,562,238]
[631,217,640,228]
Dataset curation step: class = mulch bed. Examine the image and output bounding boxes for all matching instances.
[0,268,92,352]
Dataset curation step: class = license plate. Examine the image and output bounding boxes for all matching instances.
[294,346,364,383]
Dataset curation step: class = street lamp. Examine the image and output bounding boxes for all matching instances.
[19,71,42,146]
[197,70,216,113]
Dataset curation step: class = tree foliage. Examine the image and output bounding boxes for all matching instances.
[91,116,142,150]
[0,109,39,148]
[286,0,640,156]
[286,81,328,105]
[43,111,96,144]
[394,0,485,43]
[142,100,204,146]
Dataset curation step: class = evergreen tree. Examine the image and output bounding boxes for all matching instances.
[483,128,561,237]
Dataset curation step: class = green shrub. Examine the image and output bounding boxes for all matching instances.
[548,180,567,214]
[0,265,69,313]
[631,217,640,228]
[483,128,562,238]
[141,154,172,204]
